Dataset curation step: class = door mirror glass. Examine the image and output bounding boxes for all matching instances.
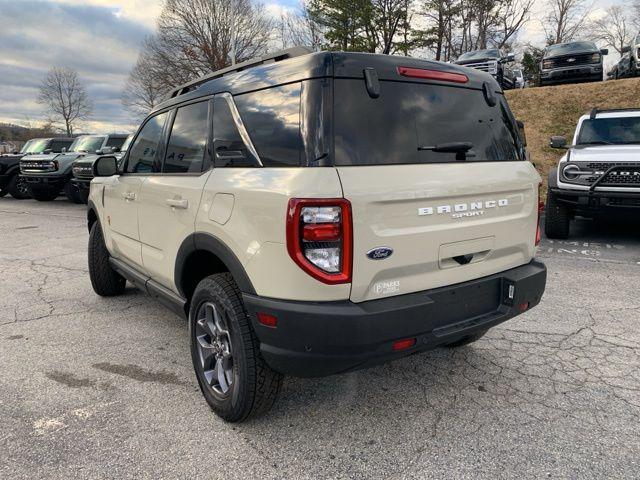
[516,120,527,147]
[504,53,515,63]
[93,155,119,177]
[600,48,609,56]
[550,135,568,149]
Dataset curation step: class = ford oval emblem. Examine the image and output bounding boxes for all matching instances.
[367,247,393,260]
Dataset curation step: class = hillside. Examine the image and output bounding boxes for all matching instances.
[505,77,640,193]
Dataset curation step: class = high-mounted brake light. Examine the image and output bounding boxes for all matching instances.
[286,198,352,284]
[397,66,469,84]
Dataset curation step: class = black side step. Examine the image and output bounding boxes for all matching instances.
[109,257,187,319]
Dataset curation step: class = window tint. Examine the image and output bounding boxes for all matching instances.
[50,140,70,152]
[235,84,302,167]
[127,112,168,173]
[213,96,258,168]
[164,101,209,173]
[106,137,126,149]
[334,80,521,165]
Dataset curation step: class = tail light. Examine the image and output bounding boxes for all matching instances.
[397,66,468,84]
[286,198,352,284]
[535,183,543,246]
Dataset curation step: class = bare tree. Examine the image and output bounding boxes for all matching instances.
[121,44,169,118]
[543,0,592,45]
[591,5,630,55]
[490,0,534,49]
[37,67,92,136]
[277,3,324,50]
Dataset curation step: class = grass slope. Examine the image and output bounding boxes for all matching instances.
[505,77,640,192]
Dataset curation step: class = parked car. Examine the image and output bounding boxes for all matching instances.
[513,68,525,88]
[614,52,632,79]
[607,64,619,80]
[539,41,608,86]
[545,108,640,238]
[454,48,516,89]
[0,137,74,199]
[87,48,546,422]
[20,134,129,203]
[71,133,133,204]
[621,34,640,76]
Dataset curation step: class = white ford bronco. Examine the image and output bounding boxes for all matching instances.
[87,48,547,422]
[546,108,640,238]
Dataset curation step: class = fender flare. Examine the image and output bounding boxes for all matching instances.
[175,232,256,297]
[87,199,99,231]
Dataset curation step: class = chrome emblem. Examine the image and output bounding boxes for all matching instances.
[367,247,393,260]
[566,58,576,62]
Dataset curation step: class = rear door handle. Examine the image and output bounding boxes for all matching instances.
[166,198,189,209]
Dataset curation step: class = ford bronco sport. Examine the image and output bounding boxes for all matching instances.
[87,48,547,422]
[546,108,640,238]
[20,134,128,203]
[0,137,73,199]
[72,134,133,204]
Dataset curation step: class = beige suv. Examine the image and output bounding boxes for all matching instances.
[87,48,547,422]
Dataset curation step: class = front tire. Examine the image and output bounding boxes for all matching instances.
[88,221,126,296]
[7,175,30,199]
[190,273,282,422]
[544,190,570,239]
[64,181,83,204]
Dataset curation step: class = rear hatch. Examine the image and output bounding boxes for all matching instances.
[332,74,540,303]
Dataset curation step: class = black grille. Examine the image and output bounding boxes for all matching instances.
[546,53,595,68]
[608,197,640,207]
[563,162,640,187]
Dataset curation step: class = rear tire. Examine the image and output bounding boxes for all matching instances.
[0,188,7,197]
[64,181,83,204]
[190,273,283,422]
[444,330,487,348]
[544,190,570,239]
[29,187,59,202]
[7,174,30,199]
[88,221,126,296]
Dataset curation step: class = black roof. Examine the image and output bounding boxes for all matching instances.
[151,50,501,115]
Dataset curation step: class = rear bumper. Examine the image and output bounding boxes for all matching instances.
[244,260,547,377]
[551,187,640,213]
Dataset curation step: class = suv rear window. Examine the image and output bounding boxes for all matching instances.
[333,80,521,166]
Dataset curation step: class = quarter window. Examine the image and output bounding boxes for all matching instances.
[164,101,209,173]
[213,95,259,168]
[106,137,127,149]
[127,112,168,173]
[235,84,302,167]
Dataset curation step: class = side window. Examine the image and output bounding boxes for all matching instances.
[49,141,66,152]
[164,101,209,173]
[235,84,302,167]
[106,137,126,149]
[213,95,259,168]
[126,112,168,173]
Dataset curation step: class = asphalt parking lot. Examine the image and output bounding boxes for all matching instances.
[1,197,639,479]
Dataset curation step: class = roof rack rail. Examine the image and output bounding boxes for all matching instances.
[589,107,640,119]
[168,46,314,99]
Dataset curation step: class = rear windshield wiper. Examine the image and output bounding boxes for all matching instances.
[418,142,474,160]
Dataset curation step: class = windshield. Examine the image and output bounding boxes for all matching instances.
[23,139,50,154]
[577,117,640,145]
[458,49,501,61]
[545,42,597,57]
[70,136,104,153]
[120,134,134,152]
[334,80,522,165]
[19,140,33,153]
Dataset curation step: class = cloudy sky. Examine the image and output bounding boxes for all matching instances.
[0,0,626,134]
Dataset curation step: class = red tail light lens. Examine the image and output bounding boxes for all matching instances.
[397,66,469,84]
[392,338,416,351]
[286,198,352,284]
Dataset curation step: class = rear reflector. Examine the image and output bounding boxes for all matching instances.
[392,337,416,351]
[518,302,529,313]
[303,223,341,242]
[257,312,278,328]
[397,66,468,84]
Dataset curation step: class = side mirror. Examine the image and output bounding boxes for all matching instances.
[516,120,527,147]
[504,53,515,63]
[61,147,67,153]
[622,46,631,54]
[93,155,119,177]
[550,135,568,149]
[600,48,609,55]
[44,149,52,154]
